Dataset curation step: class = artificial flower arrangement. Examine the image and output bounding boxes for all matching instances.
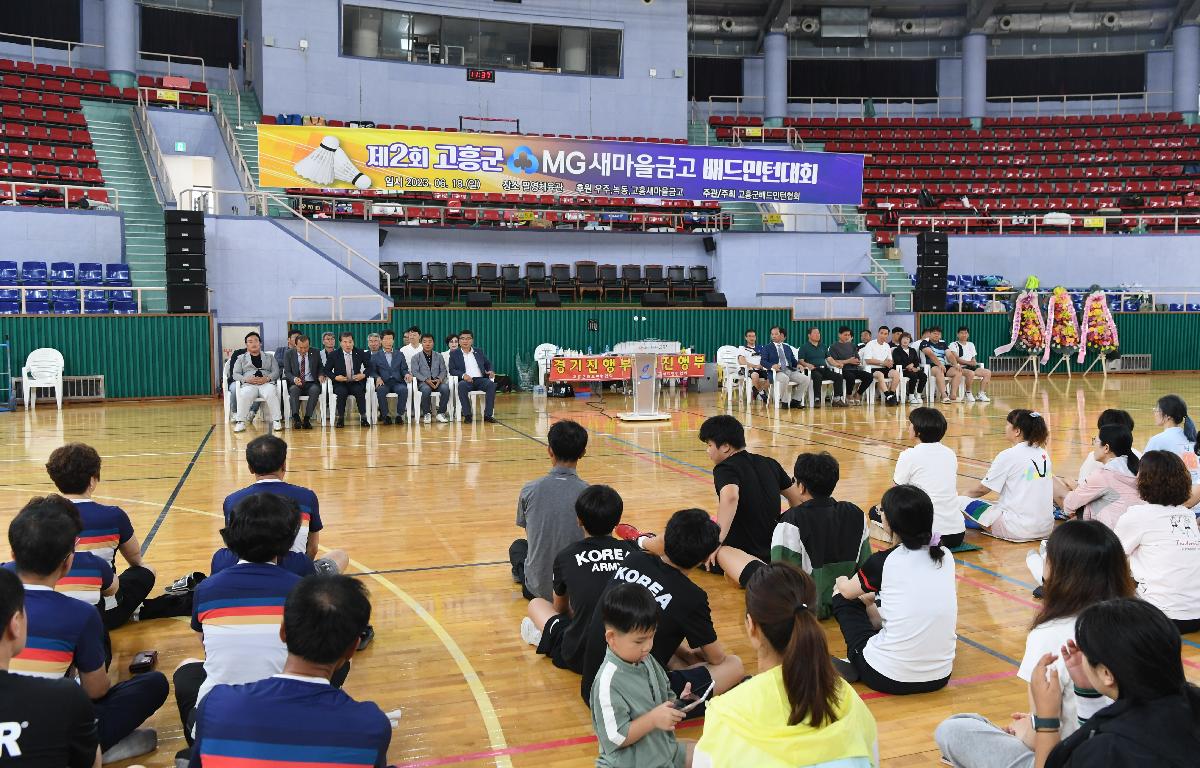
[1046,286,1081,363]
[1078,290,1120,363]
[994,290,1048,358]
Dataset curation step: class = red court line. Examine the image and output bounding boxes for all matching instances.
[956,574,1043,610]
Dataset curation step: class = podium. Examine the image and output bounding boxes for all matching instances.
[616,341,680,422]
[544,341,703,424]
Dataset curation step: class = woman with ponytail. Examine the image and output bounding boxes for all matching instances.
[831,485,957,695]
[1146,394,1200,483]
[1056,425,1141,528]
[1114,450,1200,633]
[1030,598,1200,767]
[960,409,1054,542]
[693,563,878,768]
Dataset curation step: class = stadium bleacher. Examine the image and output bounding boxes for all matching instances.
[0,259,137,315]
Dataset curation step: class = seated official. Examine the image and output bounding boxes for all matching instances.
[796,327,846,408]
[284,334,325,429]
[274,330,300,365]
[370,330,410,425]
[191,576,391,767]
[862,325,902,406]
[318,332,337,366]
[737,329,771,403]
[411,332,451,423]
[759,326,811,409]
[325,332,372,428]
[828,326,874,405]
[231,331,282,433]
[449,329,498,423]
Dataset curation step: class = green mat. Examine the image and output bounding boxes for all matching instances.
[950,542,983,553]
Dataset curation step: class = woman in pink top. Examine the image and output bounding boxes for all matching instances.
[1058,425,1141,529]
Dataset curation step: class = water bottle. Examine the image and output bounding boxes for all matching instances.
[587,345,593,356]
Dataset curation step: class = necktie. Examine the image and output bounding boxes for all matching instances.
[300,356,306,381]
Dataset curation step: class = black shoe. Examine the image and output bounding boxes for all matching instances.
[790,399,804,408]
[335,418,345,428]
[380,415,393,425]
[884,391,898,405]
[165,571,205,595]
[301,419,312,429]
[1033,585,1044,599]
[461,413,472,422]
[812,399,822,408]
[484,415,498,423]
[357,625,375,651]
[780,402,790,410]
[831,656,860,683]
[360,418,371,427]
[291,416,301,428]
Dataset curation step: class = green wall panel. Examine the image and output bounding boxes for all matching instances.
[291,309,869,381]
[0,314,213,398]
[917,312,1200,372]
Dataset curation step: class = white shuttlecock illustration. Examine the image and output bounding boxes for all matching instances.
[293,136,339,185]
[333,145,372,190]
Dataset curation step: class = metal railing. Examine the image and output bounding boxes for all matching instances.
[138,84,211,110]
[339,294,390,320]
[226,64,242,127]
[288,296,335,321]
[932,287,1200,314]
[0,181,119,210]
[137,50,207,84]
[760,269,888,297]
[0,285,165,314]
[984,91,1172,117]
[133,89,174,206]
[726,126,806,149]
[895,212,1200,235]
[179,187,392,296]
[0,33,103,68]
[212,94,256,191]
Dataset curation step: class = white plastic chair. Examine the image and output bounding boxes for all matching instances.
[280,377,328,426]
[715,346,752,408]
[22,348,64,410]
[225,351,277,424]
[534,343,557,387]
[405,353,449,423]
[770,345,810,410]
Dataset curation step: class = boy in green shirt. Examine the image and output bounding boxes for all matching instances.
[590,583,696,768]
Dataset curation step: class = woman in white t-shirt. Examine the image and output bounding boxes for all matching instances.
[894,407,966,547]
[1144,394,1200,484]
[832,484,956,696]
[935,520,1136,768]
[959,409,1054,542]
[1115,450,1200,634]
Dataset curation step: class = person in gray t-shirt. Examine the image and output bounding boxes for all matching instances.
[827,326,874,405]
[509,420,589,600]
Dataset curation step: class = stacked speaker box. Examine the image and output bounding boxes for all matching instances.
[165,210,208,312]
[914,231,948,312]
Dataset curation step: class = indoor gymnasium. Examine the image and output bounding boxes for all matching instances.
[0,1,1198,767]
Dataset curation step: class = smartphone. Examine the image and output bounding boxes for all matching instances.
[129,650,158,674]
[670,680,716,712]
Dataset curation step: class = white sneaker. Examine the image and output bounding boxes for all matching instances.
[915,394,923,404]
[977,392,990,402]
[271,419,282,430]
[435,413,448,423]
[233,421,246,433]
[422,413,432,424]
[520,616,542,647]
[908,395,919,404]
[965,392,976,403]
[942,394,952,404]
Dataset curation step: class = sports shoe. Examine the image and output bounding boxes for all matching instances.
[102,728,157,763]
[165,571,205,595]
[233,421,246,433]
[884,391,897,405]
[915,394,923,404]
[271,420,282,431]
[831,657,859,683]
[357,624,375,650]
[942,394,952,404]
[435,413,448,423]
[520,616,542,647]
[615,523,644,542]
[965,392,976,403]
[977,392,991,402]
[423,413,432,424]
[908,395,919,404]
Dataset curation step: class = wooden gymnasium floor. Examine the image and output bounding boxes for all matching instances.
[2,373,1199,767]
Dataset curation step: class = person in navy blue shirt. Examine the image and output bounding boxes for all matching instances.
[192,575,392,767]
[222,434,348,575]
[448,329,498,422]
[370,329,411,424]
[7,495,168,761]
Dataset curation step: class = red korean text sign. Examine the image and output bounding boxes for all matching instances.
[547,354,705,382]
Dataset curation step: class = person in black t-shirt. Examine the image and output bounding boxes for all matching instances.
[579,509,743,708]
[696,416,803,582]
[521,485,635,672]
[0,567,99,768]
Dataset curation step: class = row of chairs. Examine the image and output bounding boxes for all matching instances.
[381,262,715,302]
[0,262,134,315]
[0,261,130,286]
[0,292,139,315]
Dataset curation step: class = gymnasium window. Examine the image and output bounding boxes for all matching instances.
[340,4,622,77]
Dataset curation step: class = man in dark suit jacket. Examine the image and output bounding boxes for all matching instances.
[370,329,410,424]
[324,332,372,427]
[758,326,811,409]
[447,329,497,422]
[284,334,325,429]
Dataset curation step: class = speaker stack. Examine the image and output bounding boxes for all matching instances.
[914,231,948,312]
[165,210,208,312]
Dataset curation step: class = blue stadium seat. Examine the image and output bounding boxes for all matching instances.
[0,261,16,284]
[0,300,19,315]
[1189,304,1200,312]
[83,297,109,314]
[1170,303,1184,312]
[24,288,48,301]
[0,289,17,302]
[52,298,80,314]
[24,299,49,314]
[21,261,47,284]
[49,288,77,303]
[78,263,104,285]
[109,289,133,303]
[49,261,76,284]
[110,298,137,314]
[105,263,131,285]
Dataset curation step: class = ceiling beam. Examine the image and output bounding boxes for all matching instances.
[1167,0,1200,42]
[966,0,998,32]
[754,0,790,54]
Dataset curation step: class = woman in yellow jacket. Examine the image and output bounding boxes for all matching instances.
[694,563,878,768]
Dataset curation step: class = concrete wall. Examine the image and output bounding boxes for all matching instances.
[0,207,123,264]
[277,219,382,287]
[253,0,687,138]
[897,233,1200,289]
[205,216,388,346]
[148,108,248,215]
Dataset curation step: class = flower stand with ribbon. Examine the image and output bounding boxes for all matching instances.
[1045,287,1081,377]
[994,290,1048,378]
[1079,291,1121,377]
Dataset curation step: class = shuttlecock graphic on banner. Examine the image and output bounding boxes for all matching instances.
[293,136,339,185]
[333,145,372,190]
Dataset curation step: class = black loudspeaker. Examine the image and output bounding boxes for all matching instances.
[702,235,717,253]
[167,284,208,312]
[166,238,204,256]
[702,291,727,307]
[465,291,492,307]
[378,229,388,247]
[641,293,670,307]
[167,267,206,285]
[534,291,562,308]
[165,209,204,225]
[166,252,205,270]
[913,289,947,313]
[916,231,948,255]
[165,222,204,240]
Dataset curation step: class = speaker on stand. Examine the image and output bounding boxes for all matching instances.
[914,231,948,312]
[166,210,208,312]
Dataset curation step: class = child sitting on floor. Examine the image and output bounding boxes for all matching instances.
[960,409,1054,542]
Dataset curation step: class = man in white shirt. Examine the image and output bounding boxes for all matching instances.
[946,326,991,403]
[400,326,422,370]
[861,325,901,406]
[449,329,498,423]
[736,329,769,403]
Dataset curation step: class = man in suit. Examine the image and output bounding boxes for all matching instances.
[448,329,497,423]
[370,330,409,425]
[284,334,325,429]
[410,332,450,423]
[232,331,282,432]
[325,332,371,428]
[275,330,300,363]
[758,326,810,409]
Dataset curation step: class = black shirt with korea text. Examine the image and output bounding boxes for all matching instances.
[550,536,636,672]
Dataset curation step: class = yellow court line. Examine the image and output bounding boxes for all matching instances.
[0,486,512,765]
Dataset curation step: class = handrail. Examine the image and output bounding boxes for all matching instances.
[984,91,1172,117]
[895,212,1200,235]
[133,89,174,206]
[338,294,390,320]
[0,181,119,210]
[138,50,207,84]
[760,270,885,296]
[936,287,1200,313]
[727,125,806,149]
[138,85,211,110]
[226,64,242,127]
[2,285,165,314]
[288,296,336,321]
[212,96,256,191]
[0,33,103,68]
